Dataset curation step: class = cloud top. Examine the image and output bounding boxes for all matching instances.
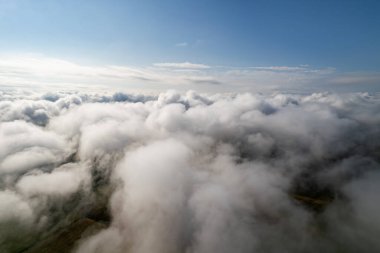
[0,90,380,253]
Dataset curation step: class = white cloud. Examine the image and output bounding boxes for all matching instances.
[16,163,88,197]
[329,72,380,85]
[153,62,210,69]
[0,54,379,93]
[1,90,380,252]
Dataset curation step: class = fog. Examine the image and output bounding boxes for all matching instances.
[0,90,380,253]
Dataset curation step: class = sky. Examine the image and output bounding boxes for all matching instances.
[0,0,380,93]
[2,2,380,252]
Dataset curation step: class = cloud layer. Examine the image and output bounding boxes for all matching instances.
[0,90,380,253]
[1,54,380,93]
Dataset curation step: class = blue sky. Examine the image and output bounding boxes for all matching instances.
[0,0,380,92]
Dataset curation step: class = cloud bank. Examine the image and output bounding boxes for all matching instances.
[0,90,380,253]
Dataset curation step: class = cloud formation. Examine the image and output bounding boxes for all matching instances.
[1,54,379,93]
[0,90,380,253]
[153,62,210,70]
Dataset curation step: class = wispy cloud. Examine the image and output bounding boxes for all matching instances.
[0,54,379,93]
[175,40,204,47]
[175,42,188,47]
[249,66,308,71]
[153,62,210,70]
[329,72,380,85]
[185,78,222,85]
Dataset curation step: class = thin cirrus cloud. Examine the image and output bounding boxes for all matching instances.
[175,42,189,47]
[249,66,309,71]
[153,62,210,70]
[0,54,379,93]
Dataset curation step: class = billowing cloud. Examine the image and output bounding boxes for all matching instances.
[0,90,380,253]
